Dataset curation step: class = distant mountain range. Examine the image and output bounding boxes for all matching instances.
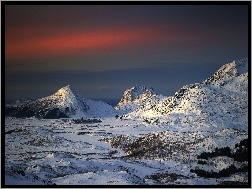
[5,58,248,129]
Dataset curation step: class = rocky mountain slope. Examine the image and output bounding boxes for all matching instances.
[5,58,248,126]
[115,84,165,114]
[6,85,117,119]
[119,58,248,131]
[5,58,248,185]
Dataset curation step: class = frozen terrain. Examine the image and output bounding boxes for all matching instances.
[5,58,248,185]
[4,117,248,185]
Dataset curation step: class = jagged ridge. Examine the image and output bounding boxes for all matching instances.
[5,58,248,124]
[125,58,248,131]
[203,58,248,86]
[115,84,163,114]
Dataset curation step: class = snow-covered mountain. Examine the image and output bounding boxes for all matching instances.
[6,85,117,119]
[203,58,248,86]
[5,58,248,125]
[5,58,248,185]
[122,58,248,131]
[115,84,166,114]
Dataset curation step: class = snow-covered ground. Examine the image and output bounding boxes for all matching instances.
[5,116,248,185]
[5,58,248,185]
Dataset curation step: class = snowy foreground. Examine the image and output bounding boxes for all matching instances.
[5,116,248,185]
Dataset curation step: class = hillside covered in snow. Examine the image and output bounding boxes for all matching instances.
[119,58,248,132]
[6,58,248,126]
[5,58,249,186]
[5,85,117,119]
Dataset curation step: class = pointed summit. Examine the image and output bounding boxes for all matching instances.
[117,84,156,106]
[60,85,75,92]
[10,85,117,119]
[124,58,248,132]
[60,85,73,91]
[115,85,160,113]
[54,85,78,98]
[12,85,89,119]
[203,58,248,86]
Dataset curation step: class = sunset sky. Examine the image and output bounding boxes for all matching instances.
[5,4,249,100]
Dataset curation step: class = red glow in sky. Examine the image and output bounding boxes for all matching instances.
[6,26,170,61]
[5,5,248,100]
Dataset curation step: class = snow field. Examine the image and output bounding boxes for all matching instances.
[5,116,248,185]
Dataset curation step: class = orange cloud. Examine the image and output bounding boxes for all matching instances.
[5,26,167,61]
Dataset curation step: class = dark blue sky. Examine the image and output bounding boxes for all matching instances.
[5,4,249,100]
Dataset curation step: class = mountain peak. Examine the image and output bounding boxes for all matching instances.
[9,85,117,119]
[54,85,79,100]
[130,84,156,98]
[203,58,248,85]
[57,85,75,93]
[116,84,156,108]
